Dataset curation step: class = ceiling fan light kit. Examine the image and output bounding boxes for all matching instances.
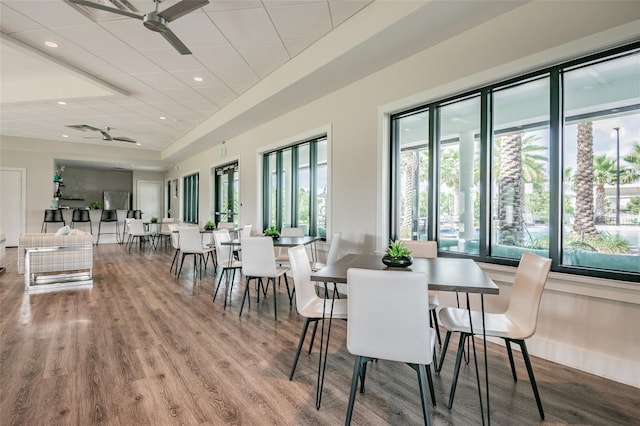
[67,0,209,55]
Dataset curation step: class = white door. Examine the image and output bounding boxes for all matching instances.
[0,168,26,246]
[137,180,163,221]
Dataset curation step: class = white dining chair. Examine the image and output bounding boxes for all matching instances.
[437,252,552,419]
[241,224,252,237]
[126,219,154,251]
[177,226,214,280]
[345,268,436,426]
[287,244,347,381]
[158,217,174,249]
[275,227,305,265]
[239,236,292,320]
[212,229,242,309]
[311,232,346,297]
[404,240,442,345]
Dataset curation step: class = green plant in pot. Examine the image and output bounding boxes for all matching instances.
[150,216,158,223]
[264,226,280,240]
[89,201,103,210]
[382,240,413,267]
[204,220,216,230]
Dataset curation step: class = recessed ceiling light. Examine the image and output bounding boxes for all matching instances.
[62,134,69,138]
[159,116,166,120]
[136,142,141,146]
[45,41,58,48]
[57,101,67,105]
[193,76,203,82]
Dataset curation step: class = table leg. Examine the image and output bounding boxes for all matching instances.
[315,282,336,409]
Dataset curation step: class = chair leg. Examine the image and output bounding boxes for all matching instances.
[283,274,293,306]
[213,267,225,302]
[239,276,252,317]
[431,309,442,347]
[517,340,545,420]
[308,321,319,354]
[271,277,278,321]
[447,332,468,409]
[505,339,518,382]
[289,318,313,380]
[170,249,179,274]
[436,330,453,373]
[177,253,187,278]
[426,364,436,407]
[345,355,364,426]
[359,361,367,394]
[416,364,432,426]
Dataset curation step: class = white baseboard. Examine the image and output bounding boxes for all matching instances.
[483,335,639,388]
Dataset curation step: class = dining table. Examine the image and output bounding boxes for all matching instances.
[309,253,499,424]
[221,235,322,263]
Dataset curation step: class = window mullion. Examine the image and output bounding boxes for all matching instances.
[310,141,318,237]
[479,88,491,260]
[549,67,562,266]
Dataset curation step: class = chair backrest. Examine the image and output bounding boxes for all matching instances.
[403,240,437,259]
[212,229,232,265]
[128,219,145,235]
[281,227,304,237]
[241,224,252,237]
[326,232,342,264]
[160,221,172,234]
[168,224,180,249]
[127,210,142,219]
[44,209,64,222]
[101,209,118,221]
[288,245,318,313]
[241,237,277,277]
[217,221,236,230]
[72,209,90,222]
[347,268,431,365]
[505,252,552,338]
[162,217,174,223]
[178,226,204,253]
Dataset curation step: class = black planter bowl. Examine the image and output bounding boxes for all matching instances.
[382,255,413,268]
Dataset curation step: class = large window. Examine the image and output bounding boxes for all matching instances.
[183,173,199,224]
[390,42,640,280]
[263,137,328,237]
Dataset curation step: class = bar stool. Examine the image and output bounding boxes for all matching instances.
[71,208,93,234]
[96,209,120,244]
[41,209,65,233]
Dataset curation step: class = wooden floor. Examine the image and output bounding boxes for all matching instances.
[0,244,638,425]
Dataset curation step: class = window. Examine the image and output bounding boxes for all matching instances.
[183,173,199,223]
[390,42,640,280]
[213,162,238,225]
[263,136,327,237]
[491,77,551,260]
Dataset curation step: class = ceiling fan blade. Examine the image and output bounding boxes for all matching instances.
[160,28,192,55]
[99,130,111,140]
[159,0,209,22]
[112,136,137,143]
[67,124,103,132]
[67,0,143,19]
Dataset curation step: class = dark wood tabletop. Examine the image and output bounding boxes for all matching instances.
[310,253,499,295]
[222,235,321,247]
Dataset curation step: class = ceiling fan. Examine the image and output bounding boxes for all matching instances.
[67,124,138,144]
[67,0,209,55]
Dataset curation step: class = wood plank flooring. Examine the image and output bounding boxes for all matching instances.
[0,244,638,425]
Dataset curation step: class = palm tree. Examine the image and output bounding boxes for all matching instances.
[494,133,547,245]
[592,155,617,224]
[439,148,460,222]
[497,133,525,245]
[400,151,415,238]
[623,143,640,176]
[572,121,598,236]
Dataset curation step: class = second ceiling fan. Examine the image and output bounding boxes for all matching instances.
[68,0,209,55]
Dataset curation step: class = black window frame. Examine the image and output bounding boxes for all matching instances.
[389,41,640,282]
[183,172,199,224]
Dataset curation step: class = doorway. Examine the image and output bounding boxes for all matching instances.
[0,167,26,246]
[214,161,239,225]
[137,180,163,221]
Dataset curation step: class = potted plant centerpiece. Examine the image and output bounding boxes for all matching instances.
[204,221,216,231]
[150,216,158,223]
[264,226,280,240]
[382,240,413,268]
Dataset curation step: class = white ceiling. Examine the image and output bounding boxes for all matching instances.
[0,0,527,170]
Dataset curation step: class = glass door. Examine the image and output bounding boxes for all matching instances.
[214,161,239,225]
